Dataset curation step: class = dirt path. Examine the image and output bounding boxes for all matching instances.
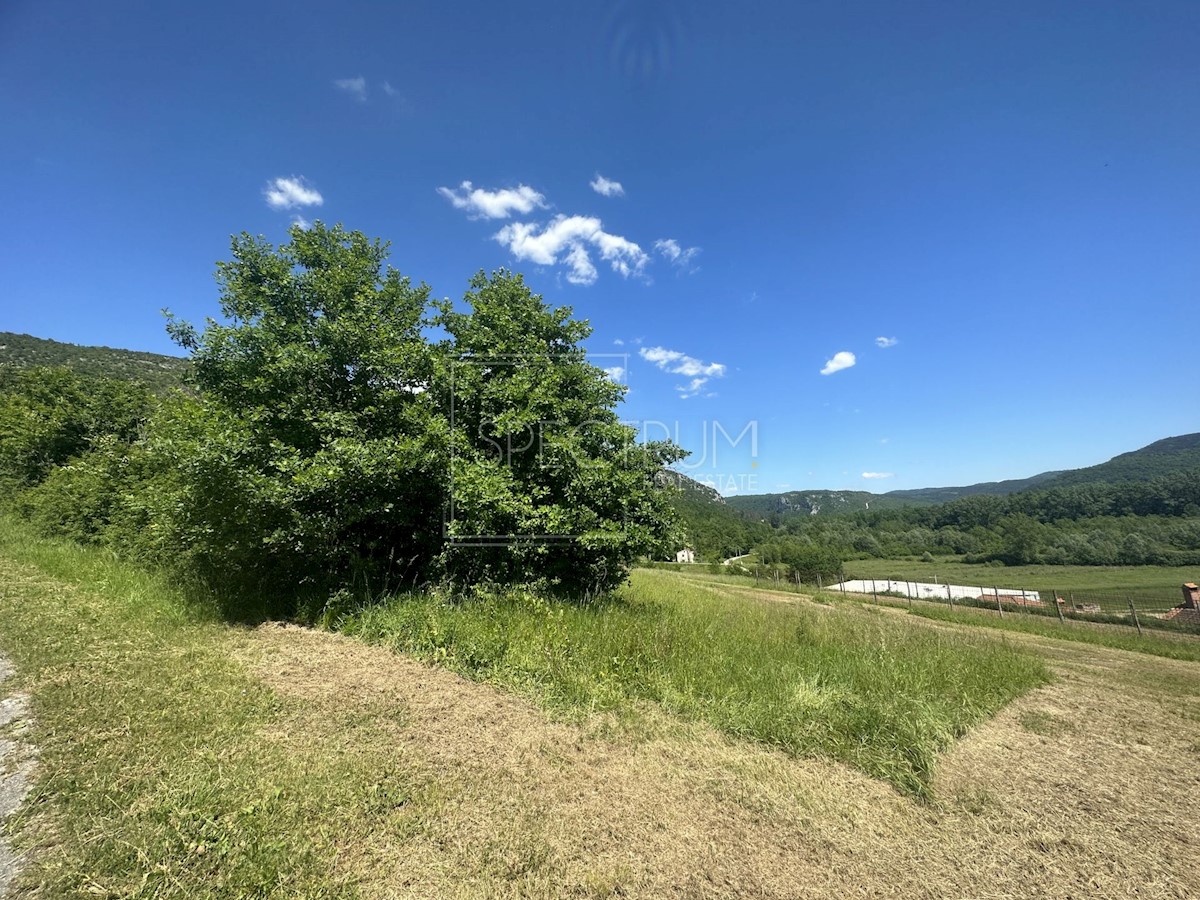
[237,620,1200,898]
[0,656,34,898]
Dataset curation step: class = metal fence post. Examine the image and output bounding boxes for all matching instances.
[1127,597,1143,635]
[994,587,1003,618]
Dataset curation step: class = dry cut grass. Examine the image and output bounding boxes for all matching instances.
[238,610,1200,898]
[1,523,1198,898]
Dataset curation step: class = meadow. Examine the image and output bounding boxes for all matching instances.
[336,568,1048,797]
[4,518,1200,897]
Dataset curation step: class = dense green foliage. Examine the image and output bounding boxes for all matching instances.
[0,365,154,489]
[337,568,1048,797]
[2,223,682,605]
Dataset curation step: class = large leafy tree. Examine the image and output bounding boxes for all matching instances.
[154,224,680,600]
[160,223,445,592]
[435,270,684,594]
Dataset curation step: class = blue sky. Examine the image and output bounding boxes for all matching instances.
[2,0,1197,494]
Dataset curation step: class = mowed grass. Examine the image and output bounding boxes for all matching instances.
[338,569,1049,797]
[0,517,430,898]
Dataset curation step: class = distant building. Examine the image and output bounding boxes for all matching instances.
[1182,583,1200,609]
[675,548,696,564]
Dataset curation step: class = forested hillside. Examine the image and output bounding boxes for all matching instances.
[660,470,771,561]
[704,434,1200,571]
[0,331,187,393]
[728,433,1200,523]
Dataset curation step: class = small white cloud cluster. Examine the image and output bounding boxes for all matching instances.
[603,366,626,381]
[436,181,548,220]
[640,346,725,398]
[862,472,894,479]
[333,76,368,102]
[654,238,700,272]
[820,351,856,376]
[495,216,648,285]
[590,174,625,197]
[438,176,699,286]
[875,336,898,348]
[264,176,324,211]
[333,76,402,104]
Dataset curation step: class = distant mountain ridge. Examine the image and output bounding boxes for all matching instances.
[727,432,1200,519]
[0,331,187,393]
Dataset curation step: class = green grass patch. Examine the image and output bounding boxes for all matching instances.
[902,601,1200,663]
[844,558,1196,610]
[338,569,1049,798]
[0,516,428,898]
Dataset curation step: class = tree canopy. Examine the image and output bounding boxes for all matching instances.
[5,222,684,605]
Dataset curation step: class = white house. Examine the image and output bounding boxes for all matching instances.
[675,548,696,564]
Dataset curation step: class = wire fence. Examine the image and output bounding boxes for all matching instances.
[830,576,1200,636]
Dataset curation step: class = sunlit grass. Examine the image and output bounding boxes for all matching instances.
[339,569,1048,797]
[0,516,419,898]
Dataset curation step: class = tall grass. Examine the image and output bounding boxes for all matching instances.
[339,570,1048,797]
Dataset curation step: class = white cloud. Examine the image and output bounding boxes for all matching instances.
[613,338,624,346]
[382,80,398,97]
[494,215,648,285]
[862,472,894,479]
[590,174,625,197]
[264,176,324,211]
[603,366,626,381]
[333,76,367,102]
[655,238,701,272]
[875,336,899,348]
[290,214,312,230]
[639,346,726,397]
[820,351,856,376]
[437,180,548,220]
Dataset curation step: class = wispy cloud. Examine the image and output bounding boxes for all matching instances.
[862,472,894,479]
[590,174,625,197]
[820,351,856,376]
[639,346,726,397]
[333,76,367,102]
[875,336,899,348]
[264,176,324,211]
[613,338,625,346]
[654,238,701,272]
[494,215,648,285]
[381,80,398,97]
[438,181,548,220]
[603,366,626,381]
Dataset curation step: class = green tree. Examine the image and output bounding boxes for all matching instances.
[159,223,446,594]
[434,270,684,594]
[150,224,680,602]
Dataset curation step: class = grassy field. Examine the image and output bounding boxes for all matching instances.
[0,518,398,897]
[669,567,1200,661]
[843,557,1197,608]
[4,519,1200,897]
[337,569,1047,797]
